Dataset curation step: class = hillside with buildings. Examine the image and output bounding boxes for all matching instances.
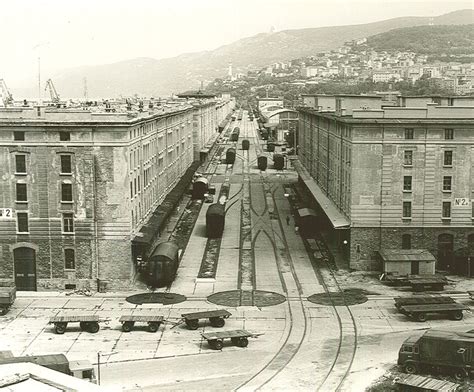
[11,9,474,99]
[205,20,474,106]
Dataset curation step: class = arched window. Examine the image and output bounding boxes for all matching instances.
[402,234,411,250]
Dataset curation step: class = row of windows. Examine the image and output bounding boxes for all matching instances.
[12,131,71,142]
[16,212,74,233]
[403,175,454,192]
[403,150,453,166]
[404,128,454,140]
[14,183,73,203]
[401,201,474,219]
[14,155,73,174]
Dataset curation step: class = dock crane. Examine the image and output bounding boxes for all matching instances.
[44,78,61,105]
[0,79,14,107]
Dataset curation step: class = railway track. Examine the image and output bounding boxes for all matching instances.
[235,115,309,391]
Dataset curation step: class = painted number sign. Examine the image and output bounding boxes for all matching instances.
[454,198,470,207]
[0,208,13,218]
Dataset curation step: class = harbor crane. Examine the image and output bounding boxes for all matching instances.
[44,78,61,104]
[0,79,14,107]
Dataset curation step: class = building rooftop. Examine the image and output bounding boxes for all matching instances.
[299,105,474,121]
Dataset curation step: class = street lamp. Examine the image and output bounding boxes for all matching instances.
[97,351,118,385]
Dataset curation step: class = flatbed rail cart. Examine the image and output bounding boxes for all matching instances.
[181,309,231,330]
[119,314,164,333]
[394,295,455,310]
[408,278,447,292]
[395,373,460,392]
[49,314,101,334]
[398,303,469,322]
[382,273,447,288]
[0,285,16,315]
[202,329,257,350]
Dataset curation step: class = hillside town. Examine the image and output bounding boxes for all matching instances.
[220,37,474,99]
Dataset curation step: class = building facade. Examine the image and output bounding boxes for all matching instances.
[297,100,474,274]
[0,99,232,291]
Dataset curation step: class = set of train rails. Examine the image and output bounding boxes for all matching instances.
[141,110,358,390]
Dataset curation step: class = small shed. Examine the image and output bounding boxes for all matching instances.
[379,249,436,275]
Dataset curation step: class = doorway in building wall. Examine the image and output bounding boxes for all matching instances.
[14,247,37,291]
[437,233,454,272]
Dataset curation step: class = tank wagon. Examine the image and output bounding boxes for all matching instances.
[226,148,236,164]
[242,139,250,150]
[273,154,284,170]
[206,203,225,238]
[192,177,209,199]
[257,155,267,171]
[145,242,180,287]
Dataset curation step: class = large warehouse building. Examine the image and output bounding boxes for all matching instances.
[0,97,233,291]
[296,95,474,274]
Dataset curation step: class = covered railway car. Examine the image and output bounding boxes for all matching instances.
[192,177,209,199]
[273,154,285,170]
[226,148,236,164]
[206,203,225,238]
[257,155,267,171]
[145,242,179,287]
[242,139,250,150]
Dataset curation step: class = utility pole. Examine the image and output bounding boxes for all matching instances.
[83,77,88,101]
[37,56,41,104]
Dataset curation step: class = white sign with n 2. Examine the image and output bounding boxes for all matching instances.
[0,208,13,218]
[454,198,470,207]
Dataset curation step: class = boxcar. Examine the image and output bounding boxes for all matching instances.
[192,177,209,199]
[273,154,284,170]
[146,242,179,287]
[230,132,239,142]
[226,148,236,164]
[242,139,250,150]
[267,142,275,152]
[206,203,225,238]
[257,155,267,171]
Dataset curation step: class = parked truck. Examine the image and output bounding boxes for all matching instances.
[398,329,474,381]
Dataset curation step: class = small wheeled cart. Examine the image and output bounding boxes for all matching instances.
[0,285,16,316]
[398,303,469,322]
[393,295,454,311]
[49,314,101,334]
[119,315,164,333]
[181,309,231,330]
[202,329,255,350]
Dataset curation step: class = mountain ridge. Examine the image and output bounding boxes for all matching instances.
[13,9,474,98]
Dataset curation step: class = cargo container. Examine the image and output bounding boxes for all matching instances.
[206,203,225,238]
[398,329,474,380]
[273,154,284,170]
[226,148,236,164]
[192,177,209,199]
[257,155,267,171]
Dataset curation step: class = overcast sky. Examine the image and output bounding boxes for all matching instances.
[1,0,471,84]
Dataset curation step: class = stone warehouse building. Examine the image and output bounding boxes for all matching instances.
[0,98,233,291]
[296,97,474,275]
